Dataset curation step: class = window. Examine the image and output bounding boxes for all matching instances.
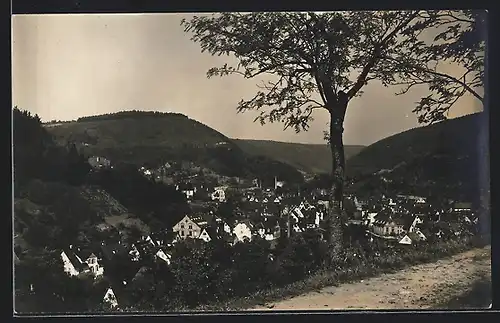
[189,225,192,229]
[181,231,185,236]
[189,230,193,237]
[181,224,185,229]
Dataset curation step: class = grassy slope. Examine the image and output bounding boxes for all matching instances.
[234,139,365,174]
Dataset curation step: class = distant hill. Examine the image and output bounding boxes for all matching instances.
[234,139,365,174]
[45,111,304,183]
[346,112,489,203]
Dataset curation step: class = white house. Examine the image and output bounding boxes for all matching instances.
[61,248,104,278]
[233,222,253,243]
[274,177,285,189]
[103,287,119,309]
[85,253,104,277]
[408,215,424,233]
[61,251,80,277]
[366,212,378,227]
[211,187,227,202]
[199,229,212,242]
[129,244,140,262]
[214,217,232,234]
[176,184,196,200]
[172,215,204,240]
[399,235,412,245]
[155,249,172,265]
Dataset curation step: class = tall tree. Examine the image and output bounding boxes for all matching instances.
[181,11,484,264]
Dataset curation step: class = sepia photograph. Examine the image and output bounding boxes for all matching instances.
[12,9,490,315]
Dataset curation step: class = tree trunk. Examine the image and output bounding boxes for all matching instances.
[326,102,348,266]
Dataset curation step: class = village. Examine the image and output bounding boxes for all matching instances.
[45,156,480,309]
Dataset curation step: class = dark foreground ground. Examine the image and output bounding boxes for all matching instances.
[250,246,491,311]
[437,277,492,309]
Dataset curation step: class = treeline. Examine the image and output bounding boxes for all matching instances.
[76,110,188,123]
[13,107,91,195]
[45,120,75,124]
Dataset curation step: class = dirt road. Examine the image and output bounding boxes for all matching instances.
[252,246,491,311]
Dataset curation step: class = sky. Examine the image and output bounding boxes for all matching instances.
[11,13,484,146]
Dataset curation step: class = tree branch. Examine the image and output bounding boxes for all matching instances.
[383,56,484,103]
[347,11,421,99]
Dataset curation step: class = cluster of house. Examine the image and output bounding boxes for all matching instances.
[57,231,175,309]
[52,188,332,308]
[347,194,477,246]
[49,155,480,308]
[171,198,326,246]
[33,188,476,311]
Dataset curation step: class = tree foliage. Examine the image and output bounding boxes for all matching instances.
[181,11,472,130]
[386,10,486,123]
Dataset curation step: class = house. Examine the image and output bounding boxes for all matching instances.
[233,221,253,243]
[172,214,221,242]
[398,234,412,245]
[214,216,232,235]
[60,246,104,278]
[85,253,104,276]
[154,249,172,265]
[274,177,285,189]
[398,230,427,245]
[372,211,405,237]
[176,183,196,200]
[199,228,213,242]
[88,156,111,169]
[103,287,119,309]
[129,244,140,262]
[172,215,203,240]
[452,202,473,213]
[61,250,84,277]
[408,215,424,233]
[365,212,378,227]
[211,186,227,202]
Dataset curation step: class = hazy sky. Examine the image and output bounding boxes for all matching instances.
[12,13,483,146]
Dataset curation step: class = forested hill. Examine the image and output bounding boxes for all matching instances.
[345,112,488,203]
[44,110,304,183]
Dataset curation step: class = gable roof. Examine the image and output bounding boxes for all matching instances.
[399,235,412,245]
[62,249,89,272]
